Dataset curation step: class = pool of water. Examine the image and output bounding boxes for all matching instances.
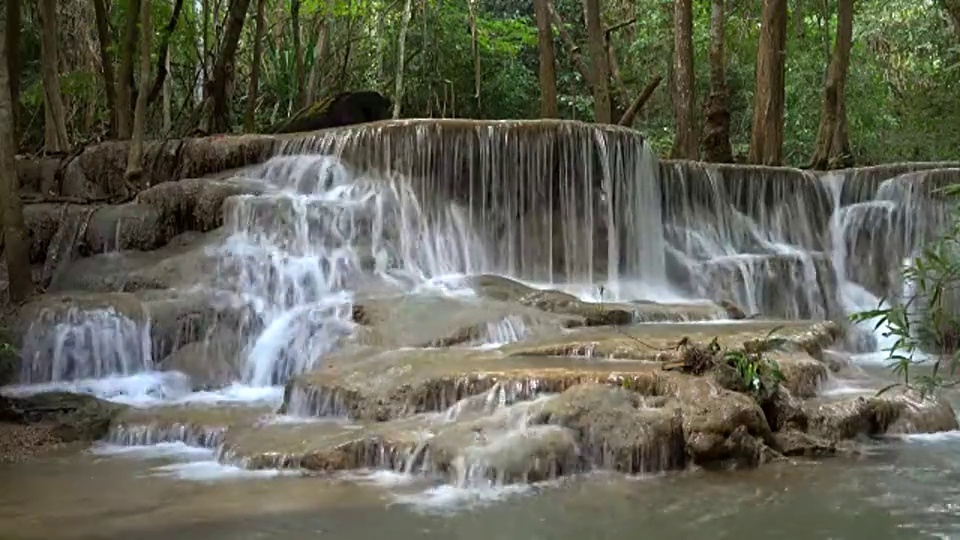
[2,428,960,540]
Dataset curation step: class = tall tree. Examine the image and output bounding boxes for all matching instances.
[93,0,118,136]
[125,0,151,190]
[291,0,305,107]
[5,0,19,141]
[117,0,141,140]
[304,7,330,106]
[0,10,32,303]
[208,0,253,133]
[533,0,558,117]
[392,0,413,119]
[702,0,733,162]
[583,0,611,123]
[244,0,268,132]
[38,0,70,153]
[671,0,697,158]
[748,0,788,165]
[809,0,854,169]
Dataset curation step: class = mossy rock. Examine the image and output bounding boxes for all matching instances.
[1,392,128,443]
[0,340,18,387]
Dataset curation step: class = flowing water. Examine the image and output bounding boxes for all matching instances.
[2,120,960,538]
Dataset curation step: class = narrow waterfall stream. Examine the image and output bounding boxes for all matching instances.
[2,121,959,539]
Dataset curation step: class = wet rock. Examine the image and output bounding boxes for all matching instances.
[218,417,425,472]
[137,178,261,240]
[663,374,774,469]
[15,289,252,370]
[84,203,164,253]
[109,403,275,447]
[718,300,747,319]
[347,294,563,349]
[531,383,686,473]
[51,230,227,293]
[0,392,127,443]
[805,389,959,441]
[760,388,808,432]
[771,352,829,398]
[159,327,243,390]
[427,422,581,486]
[283,347,664,420]
[505,320,841,363]
[467,274,723,324]
[772,429,836,458]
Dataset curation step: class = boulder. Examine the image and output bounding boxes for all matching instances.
[531,383,686,473]
[159,327,243,390]
[0,391,127,443]
[805,389,959,441]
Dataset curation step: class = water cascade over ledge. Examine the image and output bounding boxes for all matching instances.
[4,121,960,507]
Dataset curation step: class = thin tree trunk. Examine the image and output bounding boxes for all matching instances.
[748,0,788,165]
[468,0,481,111]
[548,2,593,86]
[619,75,663,126]
[38,0,70,153]
[163,50,172,132]
[533,0,558,117]
[0,16,32,302]
[702,0,733,162]
[125,0,151,190]
[117,0,141,140]
[809,0,854,169]
[291,0,304,106]
[671,0,697,158]
[583,0,611,123]
[147,0,186,105]
[208,0,252,133]
[304,11,329,105]
[244,0,267,132]
[93,0,118,136]
[5,0,20,142]
[392,0,413,119]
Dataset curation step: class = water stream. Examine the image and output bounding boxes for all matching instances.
[2,121,958,536]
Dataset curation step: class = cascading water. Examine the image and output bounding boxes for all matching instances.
[214,154,492,386]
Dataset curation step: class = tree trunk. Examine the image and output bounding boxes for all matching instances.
[38,0,70,153]
[93,0,118,136]
[244,0,267,132]
[468,0,481,111]
[548,2,593,86]
[533,0,558,118]
[0,17,32,302]
[945,0,960,37]
[304,10,330,105]
[117,0,141,140]
[702,0,733,162]
[392,0,413,119]
[671,0,697,158]
[125,0,151,189]
[808,0,854,169]
[208,0,252,133]
[583,0,611,123]
[291,0,305,107]
[748,0,788,165]
[147,0,186,105]
[6,0,20,141]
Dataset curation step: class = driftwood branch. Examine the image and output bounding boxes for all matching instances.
[618,75,663,127]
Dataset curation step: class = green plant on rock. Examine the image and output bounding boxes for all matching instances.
[722,348,785,401]
[850,183,960,397]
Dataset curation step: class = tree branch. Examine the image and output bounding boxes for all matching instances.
[147,0,187,105]
[618,75,663,126]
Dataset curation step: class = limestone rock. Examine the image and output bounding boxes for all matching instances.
[531,383,686,473]
[664,373,774,468]
[771,352,829,398]
[772,429,836,458]
[0,391,127,443]
[159,327,243,390]
[805,389,959,442]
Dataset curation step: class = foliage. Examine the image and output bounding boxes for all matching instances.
[7,0,960,164]
[850,183,960,397]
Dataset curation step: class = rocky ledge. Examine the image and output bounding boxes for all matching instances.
[92,317,957,486]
